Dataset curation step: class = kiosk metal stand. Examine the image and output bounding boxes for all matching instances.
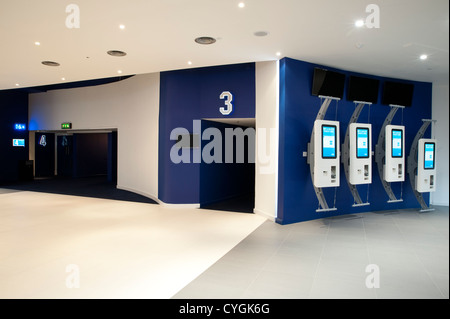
[407,119,436,212]
[341,102,371,207]
[375,105,404,203]
[307,96,339,212]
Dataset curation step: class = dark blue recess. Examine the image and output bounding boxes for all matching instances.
[277,58,432,224]
[159,63,256,204]
[0,90,29,183]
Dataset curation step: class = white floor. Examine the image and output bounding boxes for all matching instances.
[0,190,266,299]
[175,206,449,299]
[1,189,448,299]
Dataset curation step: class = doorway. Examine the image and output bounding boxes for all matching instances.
[199,119,255,213]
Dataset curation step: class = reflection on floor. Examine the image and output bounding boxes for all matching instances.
[1,176,157,204]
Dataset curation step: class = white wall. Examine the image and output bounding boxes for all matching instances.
[254,61,280,221]
[431,83,449,206]
[29,74,160,201]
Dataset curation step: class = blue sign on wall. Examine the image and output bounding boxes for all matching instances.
[12,139,25,147]
[15,123,26,130]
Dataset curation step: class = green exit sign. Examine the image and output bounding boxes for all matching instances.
[61,123,72,129]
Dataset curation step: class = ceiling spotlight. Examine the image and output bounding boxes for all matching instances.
[107,50,127,57]
[420,54,428,60]
[117,70,123,74]
[34,42,41,46]
[41,61,60,67]
[188,61,193,65]
[15,83,20,87]
[254,31,269,37]
[276,52,281,57]
[238,2,245,8]
[119,24,125,30]
[355,20,365,27]
[61,77,66,81]
[195,37,216,45]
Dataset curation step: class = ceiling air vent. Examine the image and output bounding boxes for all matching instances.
[41,61,60,67]
[107,50,127,57]
[194,37,216,45]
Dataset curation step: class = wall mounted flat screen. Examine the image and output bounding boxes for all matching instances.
[356,127,370,158]
[347,76,380,103]
[12,139,25,147]
[382,81,414,107]
[312,68,346,99]
[322,125,337,158]
[391,129,403,158]
[424,142,435,170]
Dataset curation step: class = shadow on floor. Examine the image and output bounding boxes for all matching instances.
[201,193,255,214]
[0,176,157,204]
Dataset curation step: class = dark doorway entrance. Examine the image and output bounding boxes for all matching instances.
[35,132,55,178]
[200,120,255,213]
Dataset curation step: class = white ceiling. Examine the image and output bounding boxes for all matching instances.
[0,0,448,90]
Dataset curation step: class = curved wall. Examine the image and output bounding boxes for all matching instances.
[28,73,160,201]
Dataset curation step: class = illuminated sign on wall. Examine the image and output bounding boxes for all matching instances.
[39,135,47,147]
[61,123,72,129]
[14,123,26,130]
[12,139,25,147]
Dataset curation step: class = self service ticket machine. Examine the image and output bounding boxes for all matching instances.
[349,123,372,185]
[407,119,437,211]
[313,120,340,188]
[416,139,436,193]
[384,125,405,182]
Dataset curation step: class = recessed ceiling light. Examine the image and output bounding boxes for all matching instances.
[420,54,428,60]
[238,2,245,8]
[107,50,127,57]
[34,42,41,46]
[194,37,216,45]
[41,61,60,67]
[15,83,20,86]
[254,31,269,37]
[276,52,281,57]
[117,70,122,74]
[119,24,125,30]
[188,61,193,65]
[61,77,66,81]
[355,20,365,27]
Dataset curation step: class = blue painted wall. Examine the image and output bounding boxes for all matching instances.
[159,63,256,204]
[277,58,432,224]
[0,90,29,183]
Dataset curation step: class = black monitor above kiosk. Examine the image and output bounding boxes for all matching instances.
[347,75,380,104]
[382,81,414,107]
[312,67,346,100]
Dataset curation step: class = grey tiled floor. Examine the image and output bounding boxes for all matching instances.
[173,206,449,299]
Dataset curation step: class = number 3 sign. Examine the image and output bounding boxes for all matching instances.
[219,91,233,116]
